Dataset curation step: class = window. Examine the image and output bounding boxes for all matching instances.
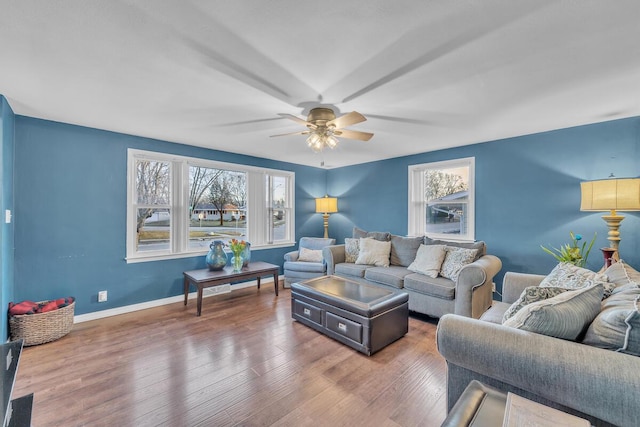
[127,149,295,262]
[408,157,475,241]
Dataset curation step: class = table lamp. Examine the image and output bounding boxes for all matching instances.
[315,195,338,238]
[580,177,640,262]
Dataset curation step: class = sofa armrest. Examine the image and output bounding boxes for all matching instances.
[284,250,299,262]
[454,255,502,318]
[502,272,546,303]
[436,314,640,427]
[322,244,345,275]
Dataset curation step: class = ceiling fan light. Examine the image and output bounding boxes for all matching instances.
[325,135,338,149]
[306,133,321,146]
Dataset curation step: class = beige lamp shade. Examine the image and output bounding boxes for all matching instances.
[315,196,338,214]
[580,178,640,212]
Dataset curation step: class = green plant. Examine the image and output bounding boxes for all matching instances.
[541,232,596,268]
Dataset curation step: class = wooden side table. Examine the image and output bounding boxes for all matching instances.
[183,261,279,316]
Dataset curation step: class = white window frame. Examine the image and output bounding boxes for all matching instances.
[408,157,475,241]
[126,149,295,263]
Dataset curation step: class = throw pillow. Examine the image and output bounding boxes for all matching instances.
[503,283,604,340]
[353,226,391,242]
[297,247,324,263]
[355,237,392,267]
[604,260,640,287]
[540,262,615,299]
[440,247,478,282]
[582,285,640,356]
[502,286,570,323]
[344,238,361,263]
[425,237,486,260]
[390,235,423,267]
[407,244,447,278]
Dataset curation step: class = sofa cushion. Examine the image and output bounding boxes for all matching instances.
[503,283,604,340]
[365,266,411,289]
[502,286,570,322]
[425,238,486,259]
[298,247,324,262]
[335,262,369,278]
[353,226,391,241]
[283,260,326,273]
[404,273,456,300]
[407,244,447,278]
[540,262,615,298]
[582,283,640,355]
[480,301,512,324]
[604,260,640,287]
[390,235,423,267]
[440,247,478,282]
[344,238,361,263]
[356,238,391,267]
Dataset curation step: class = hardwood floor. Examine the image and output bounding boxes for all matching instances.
[13,285,447,427]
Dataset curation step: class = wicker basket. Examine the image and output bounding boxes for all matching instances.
[9,301,75,346]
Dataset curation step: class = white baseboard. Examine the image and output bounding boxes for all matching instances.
[74,277,276,324]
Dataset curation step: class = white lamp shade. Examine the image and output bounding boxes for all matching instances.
[315,196,338,214]
[580,178,640,211]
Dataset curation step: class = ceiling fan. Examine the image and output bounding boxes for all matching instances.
[270,107,374,152]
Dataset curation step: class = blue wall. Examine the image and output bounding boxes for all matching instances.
[1,96,16,340]
[7,110,640,320]
[327,117,640,293]
[13,116,327,315]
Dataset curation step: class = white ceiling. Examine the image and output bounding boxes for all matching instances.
[1,1,639,168]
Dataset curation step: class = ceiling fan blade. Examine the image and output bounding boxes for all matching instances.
[334,129,374,141]
[278,113,315,128]
[269,130,311,138]
[328,111,366,129]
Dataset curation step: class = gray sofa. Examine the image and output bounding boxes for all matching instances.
[322,229,502,319]
[437,271,640,427]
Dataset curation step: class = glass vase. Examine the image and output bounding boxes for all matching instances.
[242,242,251,267]
[231,254,243,272]
[205,240,227,271]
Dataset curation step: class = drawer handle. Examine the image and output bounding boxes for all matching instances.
[303,308,311,316]
[338,322,347,332]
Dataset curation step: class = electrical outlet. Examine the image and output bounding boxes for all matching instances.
[98,290,108,302]
[491,282,496,293]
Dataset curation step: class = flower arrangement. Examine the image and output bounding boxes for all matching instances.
[541,231,596,268]
[227,238,247,271]
[228,238,247,257]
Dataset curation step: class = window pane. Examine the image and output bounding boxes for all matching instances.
[426,202,468,235]
[270,175,288,242]
[137,208,170,251]
[188,166,247,249]
[136,160,170,205]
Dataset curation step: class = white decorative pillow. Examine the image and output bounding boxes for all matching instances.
[440,247,478,281]
[297,247,323,263]
[604,260,640,287]
[503,283,604,340]
[355,238,391,267]
[407,244,447,278]
[344,238,361,263]
[540,262,615,298]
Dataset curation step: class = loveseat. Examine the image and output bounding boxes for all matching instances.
[437,263,640,427]
[322,227,502,319]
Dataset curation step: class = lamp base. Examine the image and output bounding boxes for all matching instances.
[601,213,624,262]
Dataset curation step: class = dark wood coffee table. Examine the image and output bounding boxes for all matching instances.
[183,261,279,316]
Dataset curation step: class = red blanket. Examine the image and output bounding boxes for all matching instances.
[8,297,75,315]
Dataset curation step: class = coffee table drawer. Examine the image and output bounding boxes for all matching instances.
[293,299,323,326]
[326,312,363,344]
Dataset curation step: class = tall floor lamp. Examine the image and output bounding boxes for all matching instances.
[315,195,338,238]
[580,177,640,262]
